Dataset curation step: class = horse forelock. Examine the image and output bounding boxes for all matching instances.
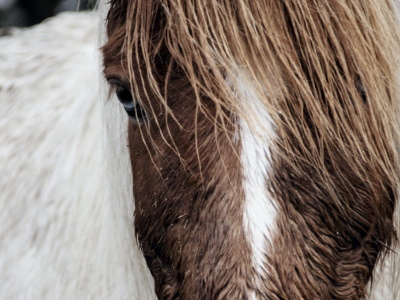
[102,0,400,298]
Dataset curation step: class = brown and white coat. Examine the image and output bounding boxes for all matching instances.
[102,0,400,299]
[1,1,399,300]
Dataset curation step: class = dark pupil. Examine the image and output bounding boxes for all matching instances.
[116,85,132,104]
[116,86,146,121]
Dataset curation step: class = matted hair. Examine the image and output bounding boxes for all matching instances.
[103,0,400,298]
[106,0,400,162]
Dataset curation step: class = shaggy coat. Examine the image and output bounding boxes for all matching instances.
[1,2,399,300]
[102,0,400,299]
[0,12,155,299]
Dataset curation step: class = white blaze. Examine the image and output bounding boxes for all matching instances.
[234,75,278,283]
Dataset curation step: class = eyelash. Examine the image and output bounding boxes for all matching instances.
[108,78,147,122]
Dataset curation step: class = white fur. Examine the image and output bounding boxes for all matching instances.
[0,11,155,299]
[235,75,278,288]
[367,186,400,300]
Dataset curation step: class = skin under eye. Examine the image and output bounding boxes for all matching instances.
[108,78,147,122]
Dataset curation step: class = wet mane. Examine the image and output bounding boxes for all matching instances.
[103,0,400,298]
[106,0,400,168]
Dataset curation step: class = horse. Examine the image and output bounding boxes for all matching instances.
[0,11,155,299]
[101,0,400,299]
[0,1,399,299]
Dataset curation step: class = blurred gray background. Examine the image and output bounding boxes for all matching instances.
[0,0,95,28]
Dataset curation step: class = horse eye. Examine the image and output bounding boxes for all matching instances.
[109,79,147,122]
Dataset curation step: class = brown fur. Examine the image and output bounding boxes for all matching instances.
[102,0,400,299]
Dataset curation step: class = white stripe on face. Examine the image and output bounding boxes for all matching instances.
[235,74,278,293]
